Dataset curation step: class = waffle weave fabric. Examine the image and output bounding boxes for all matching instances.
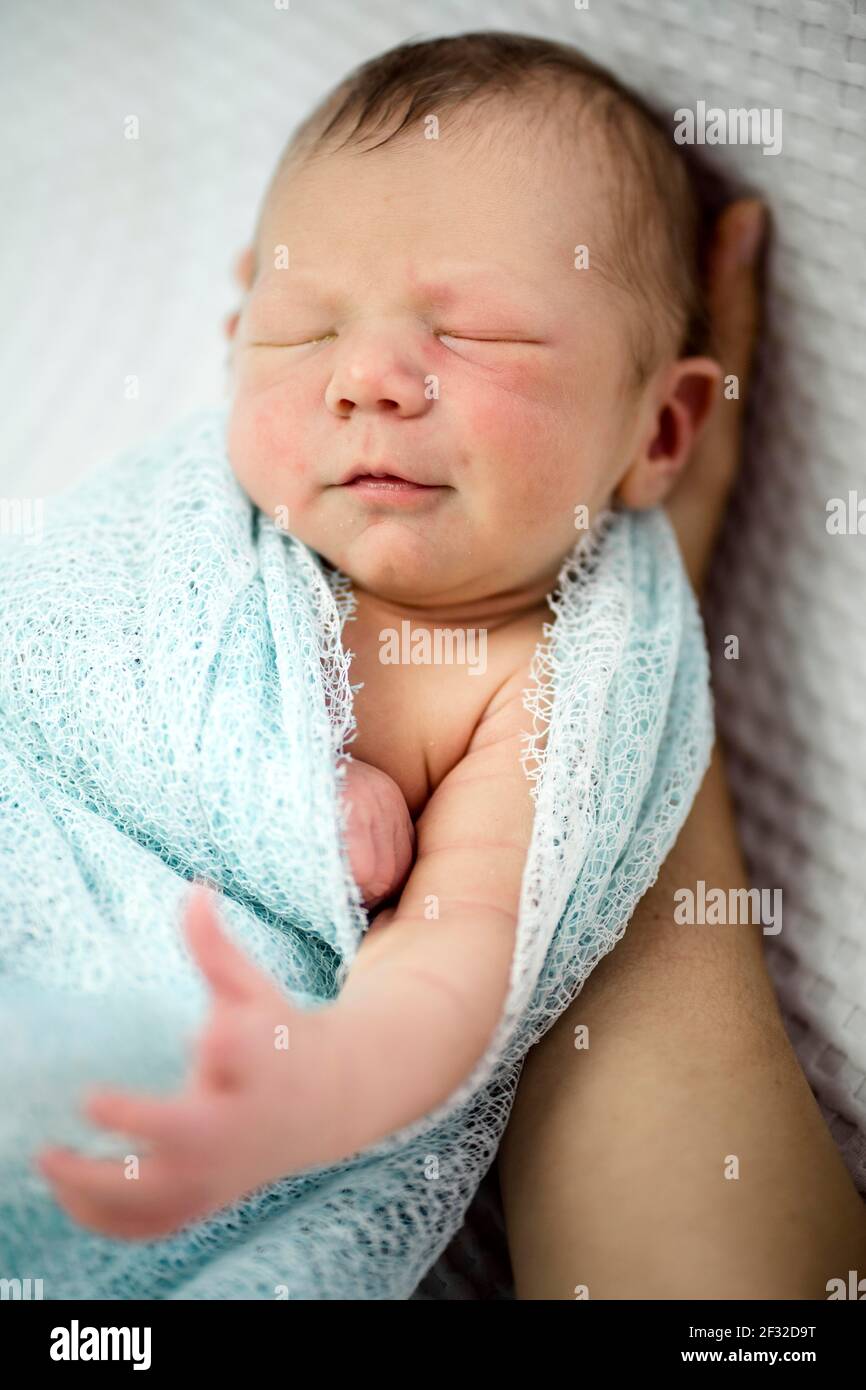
[0,405,712,1298]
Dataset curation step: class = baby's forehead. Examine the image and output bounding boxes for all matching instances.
[254,259,544,305]
[251,97,666,357]
[257,118,616,271]
[252,52,701,379]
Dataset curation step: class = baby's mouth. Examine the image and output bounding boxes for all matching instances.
[340,461,437,486]
[345,474,435,491]
[340,474,446,505]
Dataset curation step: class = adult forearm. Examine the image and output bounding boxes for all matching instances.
[498,744,866,1299]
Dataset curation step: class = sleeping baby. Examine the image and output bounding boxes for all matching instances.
[36,30,721,1242]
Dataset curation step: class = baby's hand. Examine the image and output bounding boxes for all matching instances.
[35,887,352,1239]
[339,758,416,909]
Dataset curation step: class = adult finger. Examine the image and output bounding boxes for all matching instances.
[705,197,766,419]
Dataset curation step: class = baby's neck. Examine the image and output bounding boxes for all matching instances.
[348,581,553,635]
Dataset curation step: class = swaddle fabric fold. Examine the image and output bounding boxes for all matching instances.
[0,406,712,1298]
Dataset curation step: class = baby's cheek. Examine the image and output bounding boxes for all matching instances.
[227,390,312,513]
[466,386,569,501]
[466,381,539,454]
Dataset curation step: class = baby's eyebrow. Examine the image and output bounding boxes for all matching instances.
[254,269,341,307]
[255,263,542,316]
[408,264,540,313]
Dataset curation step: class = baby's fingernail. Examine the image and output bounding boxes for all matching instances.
[734,201,766,266]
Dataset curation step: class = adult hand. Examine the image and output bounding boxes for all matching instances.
[499,196,866,1298]
[666,197,766,593]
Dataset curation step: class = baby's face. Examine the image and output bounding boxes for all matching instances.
[227,127,651,615]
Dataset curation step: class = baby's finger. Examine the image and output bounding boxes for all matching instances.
[37,1147,146,1222]
[182,884,267,1004]
[81,1086,200,1151]
[36,1149,206,1239]
[37,1145,131,1193]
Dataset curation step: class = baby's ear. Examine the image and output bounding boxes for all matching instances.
[615,357,722,509]
[233,246,255,291]
[223,247,256,341]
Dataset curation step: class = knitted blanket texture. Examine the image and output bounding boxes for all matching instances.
[0,407,713,1298]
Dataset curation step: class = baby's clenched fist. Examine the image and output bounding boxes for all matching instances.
[339,758,416,910]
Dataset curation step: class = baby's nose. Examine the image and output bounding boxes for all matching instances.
[324,335,434,419]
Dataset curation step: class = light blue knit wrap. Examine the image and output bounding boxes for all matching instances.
[0,406,713,1299]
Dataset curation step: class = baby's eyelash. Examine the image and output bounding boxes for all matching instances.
[248,334,336,348]
[287,333,337,346]
[249,331,536,349]
[436,332,517,344]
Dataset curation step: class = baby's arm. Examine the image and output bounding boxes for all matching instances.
[36,677,538,1234]
[330,671,537,1152]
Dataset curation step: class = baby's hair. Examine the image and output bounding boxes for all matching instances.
[257,30,721,387]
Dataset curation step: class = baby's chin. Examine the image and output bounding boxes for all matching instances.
[307,523,456,605]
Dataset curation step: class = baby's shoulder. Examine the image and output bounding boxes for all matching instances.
[468,606,550,752]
